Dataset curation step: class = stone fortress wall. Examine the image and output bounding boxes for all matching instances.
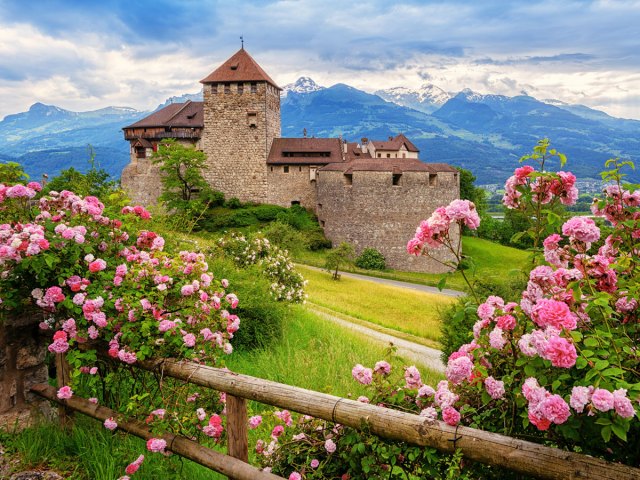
[316,169,460,273]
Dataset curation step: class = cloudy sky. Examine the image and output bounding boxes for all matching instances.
[1,0,639,119]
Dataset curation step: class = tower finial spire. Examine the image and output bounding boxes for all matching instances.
[240,35,244,49]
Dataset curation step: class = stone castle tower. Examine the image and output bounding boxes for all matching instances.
[199,48,282,203]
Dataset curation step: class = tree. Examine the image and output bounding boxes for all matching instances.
[324,242,355,280]
[151,138,211,211]
[456,167,487,214]
[0,161,28,184]
[43,166,116,198]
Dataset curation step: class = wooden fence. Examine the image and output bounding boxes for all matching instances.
[32,352,640,480]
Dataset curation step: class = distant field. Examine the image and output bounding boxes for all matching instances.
[298,265,455,344]
[295,236,531,293]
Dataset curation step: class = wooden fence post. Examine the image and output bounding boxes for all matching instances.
[55,353,73,429]
[226,394,248,464]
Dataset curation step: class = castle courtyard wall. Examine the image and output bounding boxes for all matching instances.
[266,164,318,209]
[316,170,460,273]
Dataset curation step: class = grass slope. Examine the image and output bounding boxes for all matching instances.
[298,266,454,344]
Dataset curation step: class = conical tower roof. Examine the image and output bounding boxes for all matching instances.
[200,49,281,90]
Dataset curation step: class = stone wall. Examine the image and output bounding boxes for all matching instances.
[0,311,52,431]
[201,82,281,204]
[316,170,460,273]
[121,139,200,206]
[266,164,318,209]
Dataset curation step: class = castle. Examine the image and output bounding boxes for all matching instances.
[121,49,460,273]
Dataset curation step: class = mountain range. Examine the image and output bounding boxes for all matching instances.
[1,77,638,185]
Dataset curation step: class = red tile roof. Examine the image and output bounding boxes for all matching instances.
[200,49,281,90]
[371,133,419,152]
[319,158,457,173]
[344,142,372,160]
[267,138,345,165]
[124,101,204,129]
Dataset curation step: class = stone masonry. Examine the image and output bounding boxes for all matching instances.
[0,311,53,431]
[316,168,460,273]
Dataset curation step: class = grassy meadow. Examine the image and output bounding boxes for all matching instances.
[295,236,531,292]
[298,265,454,345]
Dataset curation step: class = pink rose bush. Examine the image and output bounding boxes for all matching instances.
[0,184,240,477]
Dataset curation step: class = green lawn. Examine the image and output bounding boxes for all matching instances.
[226,305,442,395]
[298,265,455,344]
[295,236,531,293]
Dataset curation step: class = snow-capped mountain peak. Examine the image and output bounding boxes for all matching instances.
[375,83,451,113]
[281,77,325,97]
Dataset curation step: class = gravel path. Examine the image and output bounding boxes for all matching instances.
[309,307,445,373]
[298,265,466,298]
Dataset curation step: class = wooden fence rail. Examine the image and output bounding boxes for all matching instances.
[131,356,640,480]
[31,384,284,480]
[41,347,640,480]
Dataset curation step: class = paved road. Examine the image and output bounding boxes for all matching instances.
[308,307,446,373]
[297,264,466,298]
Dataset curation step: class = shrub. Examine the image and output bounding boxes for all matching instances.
[208,258,285,350]
[225,197,242,209]
[301,227,332,250]
[251,204,286,222]
[217,232,307,302]
[262,220,308,254]
[355,247,386,270]
[275,205,316,230]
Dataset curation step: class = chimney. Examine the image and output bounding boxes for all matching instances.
[303,128,307,138]
[388,136,393,141]
[361,137,368,145]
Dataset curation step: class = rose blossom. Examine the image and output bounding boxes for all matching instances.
[325,439,337,453]
[57,386,73,399]
[104,417,118,430]
[146,438,167,453]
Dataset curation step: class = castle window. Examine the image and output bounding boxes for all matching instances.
[343,173,353,186]
[211,84,218,94]
[320,220,325,227]
[270,166,273,172]
[238,83,244,94]
[299,166,302,172]
[135,146,146,159]
[429,174,438,187]
[224,83,231,94]
[247,112,257,127]
[283,166,289,173]
[387,153,391,158]
[392,173,402,186]
[377,153,381,158]
[291,201,300,206]
[251,82,257,93]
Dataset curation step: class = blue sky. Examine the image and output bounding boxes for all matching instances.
[1,0,639,119]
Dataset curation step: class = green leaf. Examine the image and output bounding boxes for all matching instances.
[594,359,609,370]
[584,337,599,348]
[437,277,447,291]
[601,425,612,443]
[611,423,627,441]
[602,367,624,377]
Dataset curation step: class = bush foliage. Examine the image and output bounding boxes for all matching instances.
[355,247,386,270]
